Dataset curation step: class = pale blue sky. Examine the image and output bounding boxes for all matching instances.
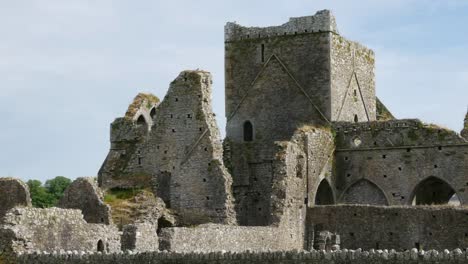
[1,1,467,182]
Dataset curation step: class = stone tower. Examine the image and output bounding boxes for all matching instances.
[224,10,377,225]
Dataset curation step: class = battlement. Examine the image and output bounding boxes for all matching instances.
[333,119,467,149]
[333,119,423,133]
[225,10,338,42]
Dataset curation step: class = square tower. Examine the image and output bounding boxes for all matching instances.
[224,10,376,225]
[225,10,376,144]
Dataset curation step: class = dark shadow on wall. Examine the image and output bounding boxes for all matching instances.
[315,179,334,205]
[410,176,458,205]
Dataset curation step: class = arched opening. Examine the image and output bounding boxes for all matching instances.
[97,240,104,252]
[243,121,253,142]
[157,216,173,236]
[315,179,334,205]
[137,115,147,125]
[150,107,156,119]
[342,179,388,205]
[354,114,358,123]
[411,177,457,205]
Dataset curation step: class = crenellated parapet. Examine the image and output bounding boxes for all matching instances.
[225,10,338,42]
[333,119,467,149]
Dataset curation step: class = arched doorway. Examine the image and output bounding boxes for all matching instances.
[342,179,388,205]
[97,239,104,252]
[411,177,457,205]
[315,179,334,205]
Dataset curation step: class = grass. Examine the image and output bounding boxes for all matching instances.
[104,188,155,230]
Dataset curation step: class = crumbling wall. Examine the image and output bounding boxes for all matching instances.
[121,223,158,252]
[0,207,120,254]
[158,127,335,253]
[462,111,468,139]
[0,178,31,222]
[58,177,112,224]
[99,70,236,226]
[330,34,376,122]
[98,93,159,190]
[333,119,468,205]
[308,205,468,251]
[144,70,236,225]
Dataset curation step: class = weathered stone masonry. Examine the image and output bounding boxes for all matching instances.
[99,71,236,226]
[0,178,31,223]
[58,177,112,224]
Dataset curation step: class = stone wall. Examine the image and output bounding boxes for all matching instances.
[58,177,112,224]
[333,119,468,205]
[159,224,301,253]
[121,223,158,252]
[98,70,236,226]
[145,70,236,226]
[330,34,376,122]
[98,92,159,189]
[307,205,468,251]
[0,178,31,222]
[7,249,468,264]
[0,207,120,254]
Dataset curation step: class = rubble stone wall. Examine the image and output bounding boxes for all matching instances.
[307,205,468,251]
[333,119,468,205]
[0,178,31,222]
[0,207,120,254]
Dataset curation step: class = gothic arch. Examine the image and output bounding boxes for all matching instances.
[136,115,147,125]
[243,120,253,142]
[314,179,334,205]
[150,107,157,119]
[341,179,388,205]
[410,176,459,205]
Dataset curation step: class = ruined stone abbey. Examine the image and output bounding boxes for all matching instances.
[1,10,468,264]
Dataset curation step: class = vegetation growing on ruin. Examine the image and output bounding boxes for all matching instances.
[104,188,167,229]
[104,188,155,229]
[27,176,72,208]
[376,98,395,121]
[124,93,160,119]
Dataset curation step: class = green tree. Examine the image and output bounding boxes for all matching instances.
[45,176,72,202]
[27,180,54,208]
[27,176,72,208]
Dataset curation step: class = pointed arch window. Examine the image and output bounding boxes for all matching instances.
[243,121,253,142]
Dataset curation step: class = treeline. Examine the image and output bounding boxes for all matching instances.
[26,176,71,208]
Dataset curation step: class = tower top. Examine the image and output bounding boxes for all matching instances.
[225,10,338,42]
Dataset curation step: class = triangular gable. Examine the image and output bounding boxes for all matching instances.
[336,72,370,122]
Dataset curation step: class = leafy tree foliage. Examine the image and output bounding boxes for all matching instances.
[27,176,72,208]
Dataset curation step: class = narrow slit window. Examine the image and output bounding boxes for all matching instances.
[261,44,265,62]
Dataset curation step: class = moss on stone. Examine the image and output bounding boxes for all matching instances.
[376,98,395,121]
[124,93,160,120]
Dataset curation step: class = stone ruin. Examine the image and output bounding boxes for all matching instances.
[1,9,468,264]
